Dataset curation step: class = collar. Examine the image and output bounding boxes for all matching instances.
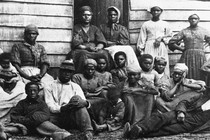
[56,78,71,85]
[26,96,42,104]
[23,41,37,47]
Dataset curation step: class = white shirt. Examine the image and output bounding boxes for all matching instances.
[44,79,86,113]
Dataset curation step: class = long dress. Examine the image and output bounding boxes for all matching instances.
[137,20,171,76]
[169,26,210,80]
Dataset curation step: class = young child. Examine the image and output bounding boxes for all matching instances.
[92,86,125,133]
[0,82,71,139]
[139,54,160,88]
[111,51,128,85]
[0,52,19,93]
[96,55,113,86]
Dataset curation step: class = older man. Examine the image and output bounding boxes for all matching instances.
[44,60,93,140]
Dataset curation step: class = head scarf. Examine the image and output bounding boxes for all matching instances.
[154,56,167,65]
[150,6,163,13]
[107,6,120,23]
[84,58,97,67]
[173,63,188,77]
[60,59,75,71]
[79,6,92,14]
[188,14,200,20]
[127,66,141,74]
[24,24,39,35]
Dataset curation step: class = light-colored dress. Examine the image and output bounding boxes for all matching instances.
[137,20,171,76]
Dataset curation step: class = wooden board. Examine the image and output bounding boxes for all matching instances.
[0,41,71,54]
[48,55,66,67]
[130,10,210,21]
[4,0,73,5]
[0,27,72,42]
[0,15,72,29]
[0,3,73,17]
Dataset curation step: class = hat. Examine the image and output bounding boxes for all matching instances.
[84,59,97,67]
[24,24,39,35]
[60,59,75,71]
[79,6,92,14]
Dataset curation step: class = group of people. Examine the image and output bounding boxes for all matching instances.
[0,4,210,140]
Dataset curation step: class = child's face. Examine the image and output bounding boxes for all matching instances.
[141,58,153,71]
[97,58,107,72]
[116,55,126,68]
[26,84,39,100]
[155,61,166,74]
[1,59,10,69]
[109,95,119,105]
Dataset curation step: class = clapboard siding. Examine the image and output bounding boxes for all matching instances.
[0,0,73,70]
[129,0,210,67]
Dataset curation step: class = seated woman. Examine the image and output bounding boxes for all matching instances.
[156,63,206,113]
[66,6,112,73]
[10,24,54,87]
[0,52,26,124]
[122,67,158,125]
[101,6,141,72]
[72,59,108,121]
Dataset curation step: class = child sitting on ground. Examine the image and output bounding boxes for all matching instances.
[0,82,71,140]
[92,86,125,133]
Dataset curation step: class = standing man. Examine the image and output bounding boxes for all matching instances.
[44,60,93,140]
[11,24,53,86]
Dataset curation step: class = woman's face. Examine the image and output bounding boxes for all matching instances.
[128,72,140,84]
[189,15,199,27]
[85,64,95,77]
[172,71,184,83]
[155,61,166,74]
[25,31,38,44]
[81,11,92,24]
[116,55,126,68]
[151,7,162,18]
[141,58,153,72]
[97,58,107,72]
[108,10,118,23]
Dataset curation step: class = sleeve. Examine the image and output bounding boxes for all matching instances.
[44,83,61,113]
[10,101,33,126]
[10,44,21,65]
[169,30,184,45]
[137,23,147,51]
[114,102,125,122]
[117,26,130,45]
[39,45,50,66]
[72,74,81,86]
[72,27,84,49]
[188,79,206,92]
[95,27,107,45]
[30,102,50,126]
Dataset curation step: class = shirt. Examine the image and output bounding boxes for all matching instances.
[44,79,86,113]
[11,42,49,67]
[10,97,50,129]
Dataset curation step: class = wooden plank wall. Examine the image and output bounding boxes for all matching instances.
[0,0,73,72]
[128,0,210,68]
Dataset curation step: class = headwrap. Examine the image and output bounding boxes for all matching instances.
[173,63,188,76]
[24,24,39,35]
[127,66,141,74]
[84,58,97,67]
[154,56,167,65]
[107,6,120,23]
[150,6,163,12]
[79,6,92,14]
[139,54,153,65]
[60,59,75,71]
[188,14,200,20]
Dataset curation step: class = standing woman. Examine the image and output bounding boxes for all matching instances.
[137,6,171,76]
[169,14,210,80]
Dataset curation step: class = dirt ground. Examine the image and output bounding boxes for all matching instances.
[11,129,210,140]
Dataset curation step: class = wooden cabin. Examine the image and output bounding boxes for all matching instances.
[1,0,210,78]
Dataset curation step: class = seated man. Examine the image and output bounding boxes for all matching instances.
[123,92,210,138]
[44,60,93,140]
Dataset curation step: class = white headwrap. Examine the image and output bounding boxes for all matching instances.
[173,63,188,77]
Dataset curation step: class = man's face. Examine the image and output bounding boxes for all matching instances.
[25,31,38,44]
[81,11,92,24]
[151,7,162,18]
[26,84,39,100]
[172,70,184,83]
[108,10,118,23]
[59,69,73,83]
